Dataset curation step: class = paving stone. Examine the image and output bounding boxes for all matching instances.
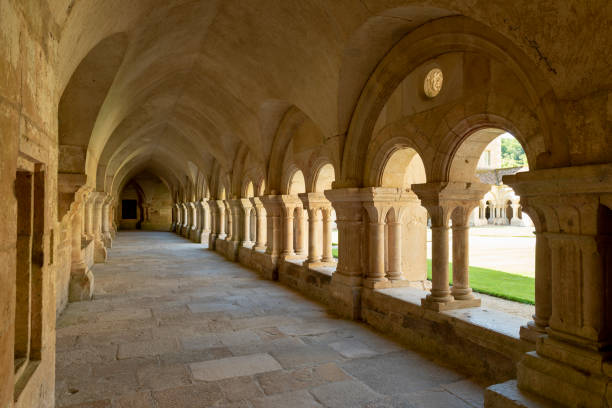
[270,344,343,369]
[190,353,282,381]
[310,380,381,408]
[180,333,221,350]
[57,233,481,406]
[56,345,118,369]
[250,390,323,408]
[159,346,233,366]
[329,339,378,358]
[136,364,191,390]
[60,400,112,408]
[340,352,463,395]
[217,329,262,346]
[442,379,485,407]
[98,308,152,322]
[152,383,225,408]
[111,391,156,408]
[215,375,264,401]
[117,338,179,359]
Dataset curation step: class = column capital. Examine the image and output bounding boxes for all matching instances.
[298,192,331,211]
[412,181,489,226]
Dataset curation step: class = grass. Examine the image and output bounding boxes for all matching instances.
[427,259,534,304]
[330,249,534,304]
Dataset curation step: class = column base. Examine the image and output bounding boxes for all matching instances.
[519,322,547,344]
[93,239,107,263]
[421,295,481,311]
[513,349,611,408]
[363,278,425,290]
[329,274,363,320]
[102,233,112,248]
[484,380,557,407]
[68,263,94,302]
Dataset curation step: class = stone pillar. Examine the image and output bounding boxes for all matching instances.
[250,197,267,251]
[281,205,295,258]
[321,207,335,263]
[189,202,198,241]
[216,200,227,240]
[101,198,113,248]
[485,164,612,408]
[294,208,307,257]
[363,202,387,287]
[324,188,365,320]
[225,202,233,241]
[450,205,479,304]
[520,231,552,342]
[387,220,402,281]
[299,193,330,265]
[69,196,94,302]
[305,208,322,263]
[510,201,522,226]
[240,199,253,246]
[84,197,94,239]
[208,202,218,248]
[413,181,488,311]
[92,193,107,263]
[198,199,210,244]
[181,203,189,236]
[261,196,281,257]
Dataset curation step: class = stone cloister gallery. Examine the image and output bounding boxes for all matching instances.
[1,2,611,407]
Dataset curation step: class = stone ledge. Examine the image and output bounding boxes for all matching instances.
[484,380,556,407]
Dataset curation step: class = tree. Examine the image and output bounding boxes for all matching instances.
[501,137,527,168]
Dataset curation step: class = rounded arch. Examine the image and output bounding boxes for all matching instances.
[438,120,534,183]
[313,162,336,193]
[284,167,307,195]
[379,147,427,189]
[340,16,569,186]
[365,136,428,188]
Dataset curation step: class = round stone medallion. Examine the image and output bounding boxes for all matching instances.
[423,68,443,98]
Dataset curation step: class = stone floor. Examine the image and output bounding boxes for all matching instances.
[56,231,485,408]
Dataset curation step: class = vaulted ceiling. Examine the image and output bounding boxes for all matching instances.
[53,0,611,198]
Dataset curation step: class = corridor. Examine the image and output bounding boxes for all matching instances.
[56,232,484,408]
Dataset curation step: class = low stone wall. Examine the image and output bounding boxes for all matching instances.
[214,241,534,384]
[278,261,332,306]
[360,288,533,383]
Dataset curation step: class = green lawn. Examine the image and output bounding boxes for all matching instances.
[427,260,534,304]
[330,249,534,304]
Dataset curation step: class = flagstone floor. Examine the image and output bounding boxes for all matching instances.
[56,231,484,408]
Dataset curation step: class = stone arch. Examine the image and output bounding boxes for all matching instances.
[284,167,307,196]
[267,106,326,195]
[367,137,428,188]
[436,119,534,183]
[340,16,569,187]
[312,162,336,193]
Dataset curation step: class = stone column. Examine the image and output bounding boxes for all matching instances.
[519,230,552,342]
[321,207,335,263]
[250,197,267,251]
[298,192,327,264]
[92,193,107,263]
[69,195,94,302]
[84,197,94,239]
[181,203,189,236]
[413,181,489,311]
[216,201,227,240]
[510,201,521,225]
[189,202,198,241]
[101,198,113,248]
[240,198,253,246]
[485,164,612,408]
[208,202,218,248]
[305,208,322,263]
[450,205,479,304]
[294,208,307,257]
[281,206,295,258]
[261,196,281,257]
[324,188,365,320]
[198,199,210,244]
[386,220,402,281]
